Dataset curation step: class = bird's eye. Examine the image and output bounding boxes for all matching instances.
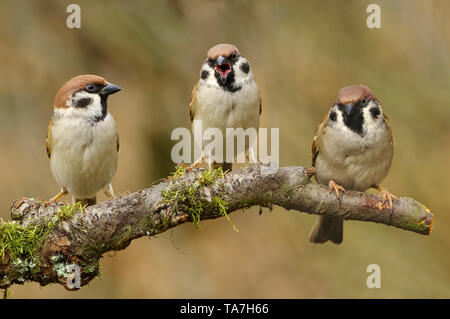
[86,84,96,92]
[231,52,238,60]
[207,58,215,66]
[361,97,367,105]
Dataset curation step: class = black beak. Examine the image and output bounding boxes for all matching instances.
[101,82,122,96]
[344,103,353,116]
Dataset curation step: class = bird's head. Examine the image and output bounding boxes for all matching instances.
[328,85,383,136]
[53,74,121,121]
[199,43,253,92]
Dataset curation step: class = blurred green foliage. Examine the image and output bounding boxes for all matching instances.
[0,0,449,298]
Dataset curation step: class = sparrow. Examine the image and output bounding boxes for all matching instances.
[308,85,396,244]
[188,43,262,171]
[45,74,121,206]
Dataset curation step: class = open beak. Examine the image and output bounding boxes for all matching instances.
[215,55,231,84]
[101,82,122,96]
[344,103,353,116]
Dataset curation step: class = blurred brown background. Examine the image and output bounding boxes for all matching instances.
[0,0,449,298]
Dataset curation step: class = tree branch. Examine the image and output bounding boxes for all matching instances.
[0,164,434,290]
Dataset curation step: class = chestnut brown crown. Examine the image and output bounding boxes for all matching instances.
[336,85,378,105]
[53,74,107,109]
[207,43,240,59]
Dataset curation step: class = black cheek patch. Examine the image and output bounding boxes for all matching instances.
[240,62,250,74]
[329,111,337,121]
[200,70,209,80]
[370,107,380,119]
[74,97,92,108]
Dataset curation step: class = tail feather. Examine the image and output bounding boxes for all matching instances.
[74,196,96,206]
[308,216,343,244]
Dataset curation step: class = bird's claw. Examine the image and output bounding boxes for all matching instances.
[378,186,397,209]
[328,180,345,198]
[186,156,203,172]
[115,190,131,199]
[184,165,196,173]
[36,196,46,203]
[43,199,56,207]
[306,166,316,178]
[13,197,31,209]
[44,190,68,207]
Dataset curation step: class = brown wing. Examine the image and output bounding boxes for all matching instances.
[383,113,395,147]
[189,82,198,122]
[311,114,328,167]
[45,119,53,158]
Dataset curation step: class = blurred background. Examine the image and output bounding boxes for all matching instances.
[0,0,449,298]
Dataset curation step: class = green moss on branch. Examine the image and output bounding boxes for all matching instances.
[161,166,237,231]
[0,202,85,289]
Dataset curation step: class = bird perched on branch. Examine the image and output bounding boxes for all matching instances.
[45,74,121,206]
[308,85,396,244]
[189,43,262,171]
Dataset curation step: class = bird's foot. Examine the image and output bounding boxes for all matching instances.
[115,190,131,199]
[186,155,204,172]
[35,196,46,202]
[306,166,316,178]
[375,185,397,209]
[328,180,346,198]
[13,197,32,209]
[44,190,68,206]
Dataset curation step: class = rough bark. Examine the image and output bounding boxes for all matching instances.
[0,164,434,290]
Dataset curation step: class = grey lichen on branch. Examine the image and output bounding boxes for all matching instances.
[0,163,434,290]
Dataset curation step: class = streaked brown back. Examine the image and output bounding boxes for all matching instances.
[311,114,328,167]
[189,82,198,122]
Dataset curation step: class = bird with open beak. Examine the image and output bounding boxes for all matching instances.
[46,74,121,206]
[189,43,262,171]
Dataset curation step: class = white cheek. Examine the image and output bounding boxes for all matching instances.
[234,58,254,84]
[58,92,103,120]
[200,65,219,87]
[72,91,101,107]
[363,101,383,129]
[326,106,341,127]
